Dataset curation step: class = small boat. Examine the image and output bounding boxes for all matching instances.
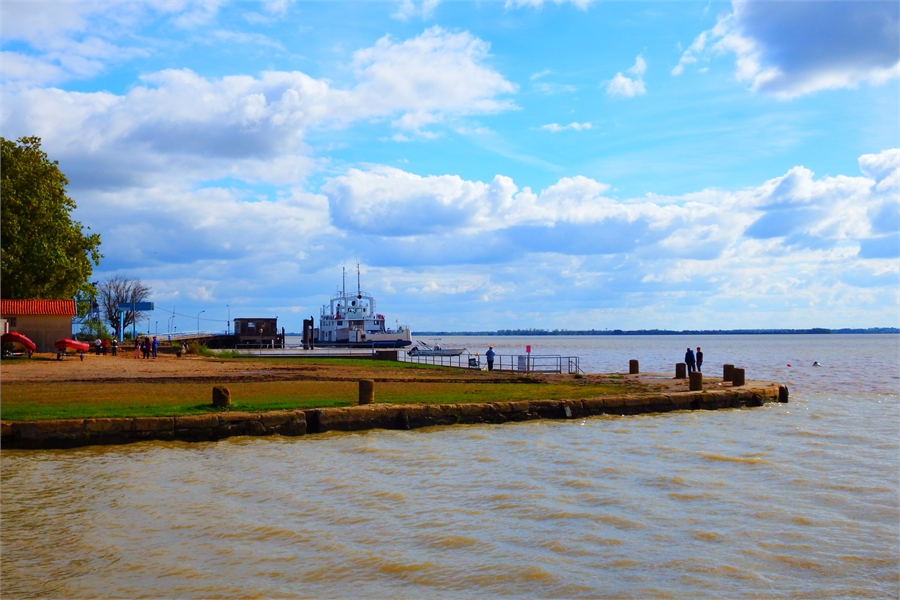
[1,332,36,356]
[55,338,89,359]
[407,341,466,356]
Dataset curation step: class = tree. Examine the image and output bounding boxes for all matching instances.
[1,136,102,299]
[97,275,151,337]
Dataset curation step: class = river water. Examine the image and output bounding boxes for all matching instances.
[2,334,898,598]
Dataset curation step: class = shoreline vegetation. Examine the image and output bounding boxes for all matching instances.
[0,353,786,449]
[1,354,642,422]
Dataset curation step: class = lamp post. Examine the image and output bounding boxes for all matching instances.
[227,304,230,335]
[155,321,158,335]
[197,310,205,334]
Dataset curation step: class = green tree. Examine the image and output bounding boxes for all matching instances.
[1,136,102,299]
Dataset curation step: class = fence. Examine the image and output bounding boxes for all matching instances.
[400,352,582,374]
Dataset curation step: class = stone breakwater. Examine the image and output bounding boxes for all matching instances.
[1,383,787,450]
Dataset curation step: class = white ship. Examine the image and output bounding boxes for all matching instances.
[314,266,412,348]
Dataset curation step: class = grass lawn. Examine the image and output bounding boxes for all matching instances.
[1,379,633,421]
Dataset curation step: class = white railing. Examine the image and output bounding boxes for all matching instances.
[400,352,582,374]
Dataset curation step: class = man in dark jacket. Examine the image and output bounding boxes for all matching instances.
[685,348,696,374]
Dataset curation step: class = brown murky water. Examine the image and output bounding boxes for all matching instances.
[2,335,898,598]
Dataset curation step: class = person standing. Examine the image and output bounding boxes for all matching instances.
[142,337,151,359]
[485,346,495,371]
[695,347,703,372]
[132,339,141,359]
[94,338,102,355]
[152,336,159,359]
[685,347,696,374]
[111,338,118,357]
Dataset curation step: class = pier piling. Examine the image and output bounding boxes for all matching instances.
[359,380,375,405]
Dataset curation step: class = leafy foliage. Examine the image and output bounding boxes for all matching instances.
[1,137,102,299]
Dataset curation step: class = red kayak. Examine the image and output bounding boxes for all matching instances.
[2,331,36,354]
[55,338,90,352]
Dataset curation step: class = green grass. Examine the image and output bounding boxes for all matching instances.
[0,379,629,421]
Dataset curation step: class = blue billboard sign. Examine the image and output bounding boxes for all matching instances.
[117,302,155,311]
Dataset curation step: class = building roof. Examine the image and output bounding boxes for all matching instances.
[1,299,76,316]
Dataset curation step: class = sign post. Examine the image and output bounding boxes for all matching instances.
[117,302,155,341]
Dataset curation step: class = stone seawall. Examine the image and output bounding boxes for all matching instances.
[1,383,787,450]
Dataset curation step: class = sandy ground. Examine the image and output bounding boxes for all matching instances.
[0,351,745,395]
[1,352,324,384]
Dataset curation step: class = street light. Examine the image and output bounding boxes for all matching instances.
[155,321,158,335]
[227,304,230,334]
[197,310,205,333]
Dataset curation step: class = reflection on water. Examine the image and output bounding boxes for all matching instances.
[2,335,898,598]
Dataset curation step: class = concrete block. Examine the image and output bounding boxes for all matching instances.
[174,414,219,429]
[133,417,174,432]
[84,418,133,433]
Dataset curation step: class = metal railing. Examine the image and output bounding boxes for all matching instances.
[400,352,581,374]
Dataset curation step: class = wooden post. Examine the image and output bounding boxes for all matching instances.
[723,364,734,382]
[629,359,639,374]
[732,368,745,387]
[212,386,232,407]
[689,371,702,391]
[359,379,374,405]
[675,363,686,379]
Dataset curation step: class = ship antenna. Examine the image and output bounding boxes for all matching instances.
[342,266,346,299]
[357,262,361,299]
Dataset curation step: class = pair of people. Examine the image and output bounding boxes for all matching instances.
[685,347,704,373]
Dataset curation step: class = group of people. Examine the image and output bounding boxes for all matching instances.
[130,336,159,359]
[685,347,704,373]
[95,336,158,358]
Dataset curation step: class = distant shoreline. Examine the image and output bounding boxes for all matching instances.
[402,328,899,337]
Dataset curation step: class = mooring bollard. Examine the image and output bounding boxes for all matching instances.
[732,368,745,387]
[629,359,639,375]
[675,363,686,379]
[723,364,734,382]
[689,371,703,391]
[212,386,232,407]
[359,379,374,405]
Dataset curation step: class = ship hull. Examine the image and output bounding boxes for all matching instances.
[314,339,412,349]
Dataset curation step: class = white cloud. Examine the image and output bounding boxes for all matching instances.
[393,0,441,21]
[674,0,900,98]
[607,55,647,97]
[2,28,516,189]
[540,122,592,132]
[505,0,593,10]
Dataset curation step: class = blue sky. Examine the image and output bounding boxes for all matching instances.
[2,0,898,333]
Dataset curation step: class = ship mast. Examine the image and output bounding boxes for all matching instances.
[342,267,346,299]
[357,262,361,299]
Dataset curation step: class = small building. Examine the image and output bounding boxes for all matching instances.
[232,317,282,347]
[0,299,76,352]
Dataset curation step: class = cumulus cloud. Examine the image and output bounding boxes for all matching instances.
[607,55,647,97]
[0,1,211,85]
[674,0,900,98]
[321,149,899,265]
[2,27,516,190]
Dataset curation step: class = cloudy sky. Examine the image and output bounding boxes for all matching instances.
[2,0,898,333]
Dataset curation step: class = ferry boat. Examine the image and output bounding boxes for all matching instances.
[315,266,412,348]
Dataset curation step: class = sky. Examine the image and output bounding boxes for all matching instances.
[2,0,899,334]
